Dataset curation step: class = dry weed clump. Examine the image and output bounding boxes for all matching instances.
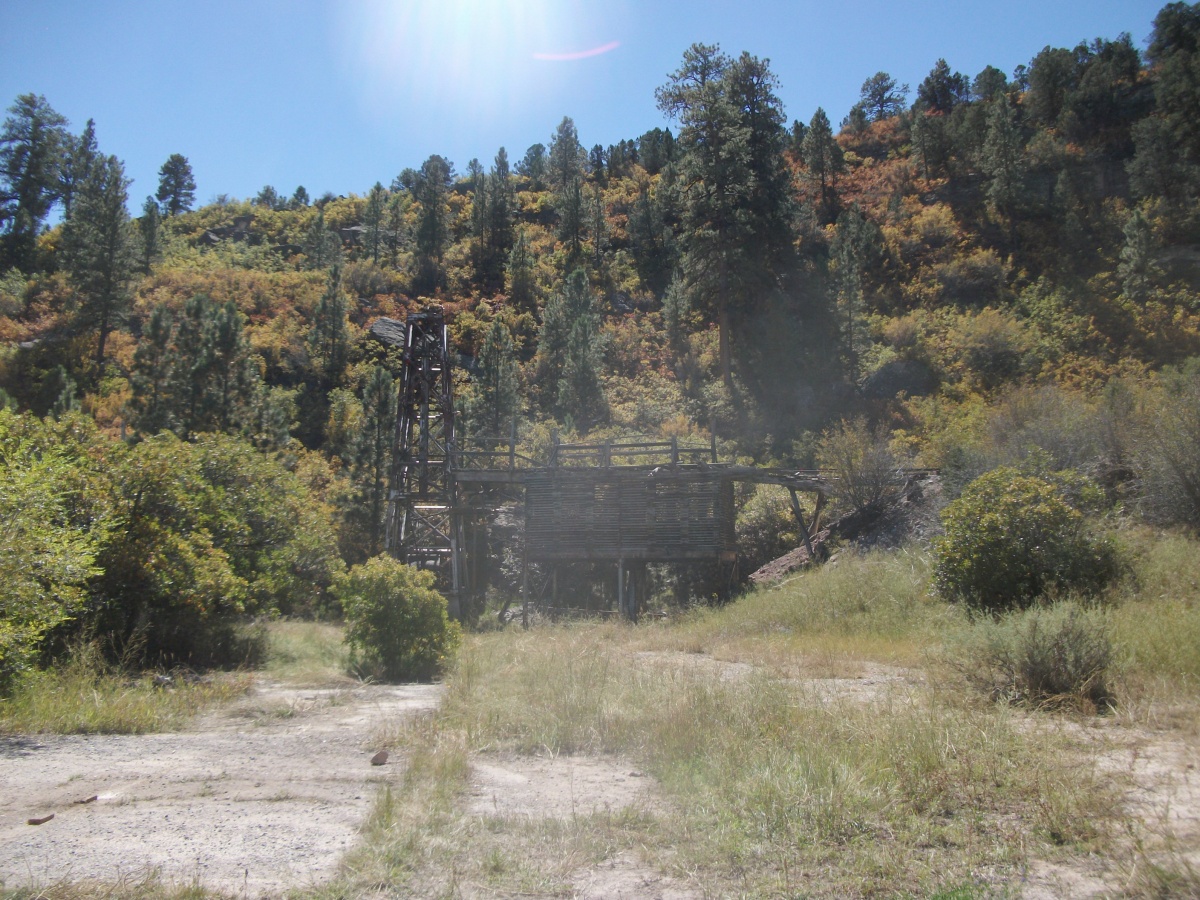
[945,602,1115,711]
[0,641,251,735]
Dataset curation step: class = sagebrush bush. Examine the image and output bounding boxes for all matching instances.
[933,467,1120,613]
[336,556,461,682]
[948,602,1114,710]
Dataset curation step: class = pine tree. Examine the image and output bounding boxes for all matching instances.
[506,228,537,314]
[549,117,586,259]
[537,269,604,429]
[308,265,350,387]
[464,318,520,437]
[155,294,261,439]
[206,300,258,432]
[61,153,137,371]
[0,93,68,271]
[171,294,216,438]
[129,303,176,435]
[1118,209,1162,303]
[476,147,514,292]
[656,44,793,392]
[304,205,341,270]
[354,365,396,557]
[802,107,843,218]
[412,154,453,294]
[138,195,161,273]
[830,206,880,387]
[981,92,1026,245]
[155,153,196,216]
[59,118,97,220]
[859,72,909,121]
[362,181,387,263]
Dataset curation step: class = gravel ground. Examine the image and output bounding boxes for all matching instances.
[0,682,442,896]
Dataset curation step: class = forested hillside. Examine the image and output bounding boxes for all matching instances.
[3,4,1200,672]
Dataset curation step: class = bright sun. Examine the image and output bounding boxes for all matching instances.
[339,0,616,130]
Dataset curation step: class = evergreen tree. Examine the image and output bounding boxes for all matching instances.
[206,300,258,433]
[627,180,675,296]
[59,118,97,220]
[61,153,137,371]
[0,93,68,271]
[859,72,908,121]
[656,44,793,391]
[506,228,537,314]
[829,205,880,387]
[468,158,489,286]
[464,318,520,437]
[160,294,261,439]
[549,117,586,259]
[308,265,350,386]
[917,59,969,113]
[129,303,176,434]
[483,147,514,292]
[662,276,692,363]
[515,142,547,188]
[155,153,196,216]
[384,190,408,268]
[540,269,605,431]
[171,294,218,438]
[253,184,281,209]
[981,92,1026,244]
[1118,209,1162,303]
[138,195,161,273]
[1146,3,1200,195]
[291,185,310,208]
[802,107,843,219]
[353,365,396,557]
[45,365,79,419]
[304,205,341,270]
[362,181,387,263]
[972,65,1009,101]
[412,154,453,294]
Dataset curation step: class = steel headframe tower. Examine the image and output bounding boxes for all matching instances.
[384,308,464,617]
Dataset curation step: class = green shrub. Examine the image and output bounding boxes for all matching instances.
[947,602,1114,710]
[337,556,461,682]
[0,410,110,692]
[933,467,1120,613]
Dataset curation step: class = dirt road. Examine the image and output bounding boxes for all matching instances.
[0,682,442,895]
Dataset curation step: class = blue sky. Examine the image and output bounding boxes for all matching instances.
[0,0,1167,208]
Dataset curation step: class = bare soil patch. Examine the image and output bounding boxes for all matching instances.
[0,680,441,895]
[468,753,656,820]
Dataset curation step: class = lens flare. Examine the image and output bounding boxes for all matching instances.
[533,40,620,61]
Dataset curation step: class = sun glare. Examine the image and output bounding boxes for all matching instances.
[338,0,616,135]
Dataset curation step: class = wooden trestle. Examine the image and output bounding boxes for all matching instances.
[371,313,832,621]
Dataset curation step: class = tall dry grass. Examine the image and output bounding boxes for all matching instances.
[342,549,1128,897]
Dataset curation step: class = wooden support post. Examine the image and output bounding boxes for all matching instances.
[811,491,827,535]
[521,550,529,629]
[617,558,625,619]
[671,436,679,466]
[788,488,818,563]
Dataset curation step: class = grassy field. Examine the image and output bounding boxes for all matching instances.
[319,532,1200,898]
[4,530,1197,897]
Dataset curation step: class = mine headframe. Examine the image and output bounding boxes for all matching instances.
[380,308,466,615]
